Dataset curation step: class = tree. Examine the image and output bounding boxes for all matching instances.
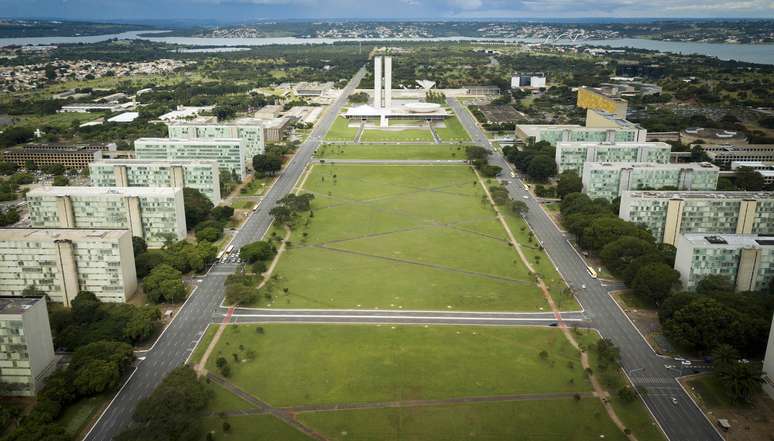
[556,171,583,199]
[252,154,283,176]
[465,146,489,161]
[52,175,69,186]
[630,263,681,305]
[239,241,276,263]
[183,187,214,228]
[510,200,529,215]
[526,155,556,181]
[696,275,735,294]
[690,145,710,162]
[195,227,222,243]
[712,344,740,371]
[717,362,762,403]
[735,167,765,191]
[41,164,66,176]
[21,285,46,297]
[270,205,293,224]
[211,206,234,222]
[0,161,18,175]
[600,237,656,276]
[116,366,210,441]
[143,264,186,303]
[132,236,147,257]
[596,338,620,370]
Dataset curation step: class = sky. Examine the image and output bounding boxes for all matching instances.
[1,0,773,21]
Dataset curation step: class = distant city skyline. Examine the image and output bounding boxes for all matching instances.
[0,0,772,21]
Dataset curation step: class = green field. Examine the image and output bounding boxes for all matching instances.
[434,116,471,142]
[300,399,629,441]
[325,117,358,141]
[57,394,110,437]
[198,324,662,441]
[360,127,434,143]
[263,164,563,311]
[202,415,310,441]
[206,324,592,406]
[317,144,464,160]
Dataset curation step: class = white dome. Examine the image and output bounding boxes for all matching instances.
[404,102,441,113]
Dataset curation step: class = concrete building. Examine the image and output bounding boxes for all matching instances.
[555,141,671,174]
[26,186,186,247]
[581,162,719,201]
[703,145,774,167]
[764,314,774,399]
[134,138,247,180]
[585,109,642,131]
[576,87,628,119]
[89,159,221,205]
[158,106,215,122]
[0,229,137,305]
[0,144,114,169]
[511,72,546,89]
[0,297,55,397]
[59,103,125,113]
[167,119,265,160]
[619,191,774,245]
[516,124,647,146]
[681,127,748,146]
[674,234,774,292]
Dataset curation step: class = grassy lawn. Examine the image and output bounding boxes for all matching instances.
[204,381,254,413]
[579,331,666,441]
[325,117,357,142]
[205,324,592,407]
[231,200,256,210]
[263,164,554,311]
[434,116,471,142]
[189,324,216,364]
[56,394,110,437]
[317,144,465,160]
[14,112,104,129]
[501,209,576,309]
[300,399,629,441]
[360,128,434,143]
[239,176,274,196]
[202,415,309,441]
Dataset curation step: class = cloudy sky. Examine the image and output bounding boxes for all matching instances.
[1,0,772,21]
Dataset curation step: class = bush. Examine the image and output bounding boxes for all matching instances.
[143,264,186,303]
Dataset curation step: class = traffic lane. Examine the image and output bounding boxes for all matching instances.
[228,315,593,327]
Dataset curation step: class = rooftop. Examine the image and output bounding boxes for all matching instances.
[587,109,642,129]
[167,117,266,127]
[622,190,774,200]
[0,228,130,243]
[134,137,242,145]
[681,233,774,248]
[586,161,719,171]
[556,141,669,149]
[26,186,180,198]
[702,144,774,153]
[0,296,43,316]
[92,159,219,167]
[682,127,748,141]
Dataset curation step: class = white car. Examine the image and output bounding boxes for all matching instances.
[522,195,529,199]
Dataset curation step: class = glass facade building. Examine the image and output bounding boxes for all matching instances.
[0,297,55,397]
[555,141,671,174]
[166,119,265,162]
[134,138,247,180]
[581,162,719,201]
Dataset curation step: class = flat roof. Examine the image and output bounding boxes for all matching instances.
[681,127,747,140]
[517,124,643,137]
[92,159,219,167]
[107,112,140,123]
[557,141,669,149]
[622,190,774,200]
[681,233,774,249]
[731,161,773,167]
[167,117,266,127]
[0,296,44,316]
[702,144,774,152]
[587,109,641,129]
[0,228,130,242]
[134,137,242,145]
[586,161,719,171]
[27,186,180,198]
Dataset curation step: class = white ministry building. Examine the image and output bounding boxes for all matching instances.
[764,313,774,399]
[134,138,247,181]
[619,191,774,245]
[26,186,186,247]
[0,296,56,397]
[167,118,265,160]
[90,159,221,205]
[674,233,774,292]
[0,229,138,305]
[581,162,720,201]
[555,141,671,174]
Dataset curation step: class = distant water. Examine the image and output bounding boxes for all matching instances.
[1,31,773,65]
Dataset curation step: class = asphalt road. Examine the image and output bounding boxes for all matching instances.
[448,97,722,441]
[83,67,367,441]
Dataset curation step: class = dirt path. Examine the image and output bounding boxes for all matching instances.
[474,169,639,441]
[208,372,330,441]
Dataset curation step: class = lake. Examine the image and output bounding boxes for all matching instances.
[1,31,773,65]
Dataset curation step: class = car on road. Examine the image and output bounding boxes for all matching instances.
[522,195,529,199]
[671,397,678,405]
